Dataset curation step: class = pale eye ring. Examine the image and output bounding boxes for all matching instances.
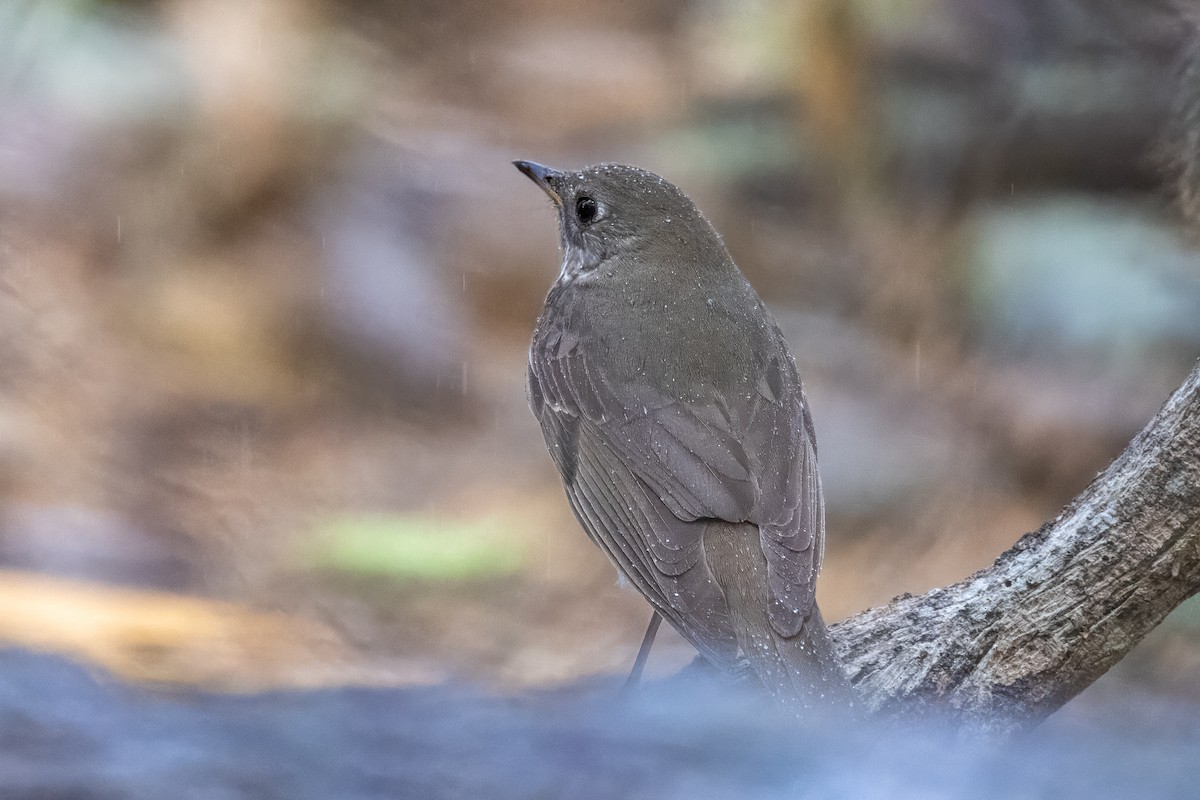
[575,195,599,224]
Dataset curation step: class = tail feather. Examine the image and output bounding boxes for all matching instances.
[702,521,854,710]
[740,604,853,706]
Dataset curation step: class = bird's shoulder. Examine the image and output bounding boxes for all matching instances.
[530,271,806,419]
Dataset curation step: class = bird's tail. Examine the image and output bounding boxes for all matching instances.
[738,603,854,707]
[703,522,854,710]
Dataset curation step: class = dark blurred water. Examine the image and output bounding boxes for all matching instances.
[0,648,1196,800]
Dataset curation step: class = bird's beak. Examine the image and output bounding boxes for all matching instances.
[513,160,565,208]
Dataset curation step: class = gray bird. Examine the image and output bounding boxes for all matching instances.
[515,160,852,706]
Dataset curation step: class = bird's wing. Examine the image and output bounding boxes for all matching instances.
[530,322,821,645]
[751,386,824,638]
[609,347,823,640]
[528,335,739,665]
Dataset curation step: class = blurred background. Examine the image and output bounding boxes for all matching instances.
[0,0,1198,713]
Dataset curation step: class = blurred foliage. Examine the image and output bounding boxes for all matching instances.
[964,197,1200,364]
[308,513,528,581]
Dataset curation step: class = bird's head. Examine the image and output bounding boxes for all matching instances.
[513,160,724,279]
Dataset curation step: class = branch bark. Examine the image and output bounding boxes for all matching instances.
[829,360,1200,736]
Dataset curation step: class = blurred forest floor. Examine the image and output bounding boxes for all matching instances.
[0,0,1198,718]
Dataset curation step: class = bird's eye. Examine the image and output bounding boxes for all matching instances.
[575,196,599,224]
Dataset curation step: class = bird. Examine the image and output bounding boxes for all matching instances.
[515,159,852,707]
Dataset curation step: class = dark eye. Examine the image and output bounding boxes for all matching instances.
[575,196,599,224]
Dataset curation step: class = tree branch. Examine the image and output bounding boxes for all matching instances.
[829,360,1200,736]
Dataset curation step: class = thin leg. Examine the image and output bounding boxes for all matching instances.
[621,611,662,694]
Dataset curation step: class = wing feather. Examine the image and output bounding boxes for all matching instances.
[530,306,823,645]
